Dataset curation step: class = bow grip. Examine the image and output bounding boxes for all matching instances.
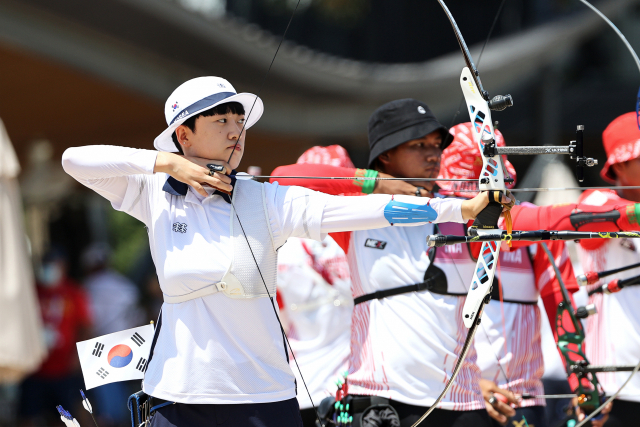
[471,190,504,230]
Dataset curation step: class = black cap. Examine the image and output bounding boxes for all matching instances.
[367,99,450,168]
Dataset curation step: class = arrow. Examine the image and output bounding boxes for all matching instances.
[520,393,577,400]
[428,230,640,246]
[79,389,99,427]
[577,262,640,286]
[249,175,477,182]
[588,275,640,296]
[252,173,640,194]
[56,405,80,427]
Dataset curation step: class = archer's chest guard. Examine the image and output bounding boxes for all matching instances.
[163,179,278,303]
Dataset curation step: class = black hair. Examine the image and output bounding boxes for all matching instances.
[171,101,245,154]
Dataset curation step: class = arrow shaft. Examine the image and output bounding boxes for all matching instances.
[521,393,576,399]
[253,175,640,193]
[428,230,640,246]
[253,176,476,182]
[597,262,640,280]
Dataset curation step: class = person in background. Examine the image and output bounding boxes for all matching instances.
[438,123,578,427]
[81,242,145,427]
[574,112,640,427]
[18,247,92,427]
[272,99,514,427]
[277,146,355,427]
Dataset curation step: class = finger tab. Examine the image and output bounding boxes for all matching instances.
[207,164,225,173]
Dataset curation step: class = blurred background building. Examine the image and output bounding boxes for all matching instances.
[0,0,639,425]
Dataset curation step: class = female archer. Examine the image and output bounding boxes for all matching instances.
[61,77,504,427]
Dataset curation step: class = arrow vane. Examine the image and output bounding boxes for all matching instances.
[79,389,99,427]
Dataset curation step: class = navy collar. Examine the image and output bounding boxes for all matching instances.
[162,170,237,204]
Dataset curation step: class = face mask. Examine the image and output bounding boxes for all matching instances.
[39,263,63,288]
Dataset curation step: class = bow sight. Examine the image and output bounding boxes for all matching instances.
[441,0,598,186]
[481,125,598,184]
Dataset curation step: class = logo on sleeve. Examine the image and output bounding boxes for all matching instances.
[364,238,387,250]
[172,222,187,233]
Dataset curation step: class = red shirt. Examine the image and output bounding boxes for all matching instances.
[36,278,92,378]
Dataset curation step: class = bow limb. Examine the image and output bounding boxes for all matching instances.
[540,243,603,418]
[576,0,640,131]
[411,4,511,426]
[410,314,483,427]
[574,360,640,427]
[578,0,640,74]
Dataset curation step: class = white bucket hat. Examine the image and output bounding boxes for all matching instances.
[154,76,264,152]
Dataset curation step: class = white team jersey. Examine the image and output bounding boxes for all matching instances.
[474,302,545,408]
[577,190,640,403]
[579,239,640,402]
[345,225,484,410]
[62,145,465,405]
[277,237,352,409]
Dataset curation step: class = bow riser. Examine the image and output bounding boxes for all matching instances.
[556,302,600,410]
[460,67,504,193]
[462,240,500,328]
[459,66,507,328]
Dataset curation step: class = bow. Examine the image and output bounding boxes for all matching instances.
[217,0,639,425]
[409,2,517,425]
[540,244,640,427]
[557,1,640,424]
[540,242,603,424]
[416,0,640,424]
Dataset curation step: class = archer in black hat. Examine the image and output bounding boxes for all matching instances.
[368,99,451,196]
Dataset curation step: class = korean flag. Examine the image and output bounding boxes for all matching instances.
[76,324,154,389]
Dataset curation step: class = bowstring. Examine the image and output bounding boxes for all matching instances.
[448,0,508,128]
[441,0,514,400]
[567,1,640,421]
[438,231,514,395]
[221,0,323,424]
[230,203,322,425]
[226,1,302,164]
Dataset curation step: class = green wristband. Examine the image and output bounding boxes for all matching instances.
[357,169,378,194]
[627,203,640,226]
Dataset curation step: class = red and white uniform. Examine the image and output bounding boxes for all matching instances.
[271,163,484,410]
[334,223,484,409]
[433,220,546,408]
[577,189,640,402]
[277,236,353,409]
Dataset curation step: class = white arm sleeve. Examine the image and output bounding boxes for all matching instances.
[268,182,465,245]
[61,145,158,222]
[320,194,464,233]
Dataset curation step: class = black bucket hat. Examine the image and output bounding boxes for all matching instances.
[367,99,451,168]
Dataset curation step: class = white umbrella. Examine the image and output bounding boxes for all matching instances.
[0,118,47,383]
